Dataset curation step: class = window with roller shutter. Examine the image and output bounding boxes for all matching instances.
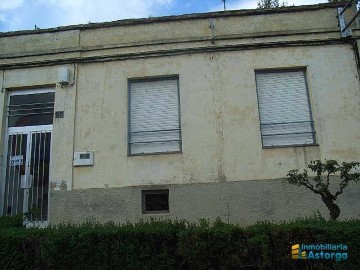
[128,77,182,155]
[255,69,316,148]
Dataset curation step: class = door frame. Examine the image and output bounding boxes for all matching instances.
[0,88,54,221]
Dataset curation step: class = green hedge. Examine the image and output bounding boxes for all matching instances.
[0,217,359,269]
[0,215,23,229]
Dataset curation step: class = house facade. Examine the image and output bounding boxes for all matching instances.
[0,3,359,225]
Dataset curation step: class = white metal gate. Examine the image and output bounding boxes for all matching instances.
[3,128,52,222]
[1,89,54,225]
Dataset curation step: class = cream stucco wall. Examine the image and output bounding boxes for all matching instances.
[0,4,359,222]
[71,44,360,189]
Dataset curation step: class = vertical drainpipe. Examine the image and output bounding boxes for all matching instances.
[350,39,360,80]
[70,29,81,190]
[338,3,360,80]
[350,1,360,78]
[0,70,4,216]
[70,63,78,191]
[210,18,215,44]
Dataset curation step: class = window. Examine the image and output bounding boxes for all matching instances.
[8,92,55,127]
[255,69,316,147]
[129,77,181,155]
[142,190,169,213]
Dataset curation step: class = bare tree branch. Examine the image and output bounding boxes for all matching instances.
[334,179,349,200]
[302,179,322,195]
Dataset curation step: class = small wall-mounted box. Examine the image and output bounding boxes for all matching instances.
[58,67,70,86]
[74,151,94,166]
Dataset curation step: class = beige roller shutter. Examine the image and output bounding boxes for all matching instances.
[256,70,315,147]
[129,78,181,155]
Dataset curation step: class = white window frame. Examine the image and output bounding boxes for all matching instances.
[255,68,317,148]
[128,76,182,156]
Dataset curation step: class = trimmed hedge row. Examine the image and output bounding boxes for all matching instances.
[0,217,359,269]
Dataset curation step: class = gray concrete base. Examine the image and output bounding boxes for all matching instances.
[49,179,360,225]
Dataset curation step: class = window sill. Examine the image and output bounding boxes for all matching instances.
[262,143,319,149]
[142,210,170,215]
[128,150,182,157]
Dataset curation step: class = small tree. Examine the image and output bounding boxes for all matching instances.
[287,160,360,220]
[257,0,286,9]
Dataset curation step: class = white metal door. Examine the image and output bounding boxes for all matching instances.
[1,89,54,224]
[3,128,52,222]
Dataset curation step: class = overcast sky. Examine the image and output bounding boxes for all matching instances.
[0,0,327,32]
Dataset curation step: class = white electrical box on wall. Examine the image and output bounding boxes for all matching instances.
[58,67,70,85]
[73,151,94,166]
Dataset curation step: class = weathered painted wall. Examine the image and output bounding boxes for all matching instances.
[0,4,352,68]
[72,45,360,189]
[0,30,80,56]
[50,179,360,225]
[0,4,359,223]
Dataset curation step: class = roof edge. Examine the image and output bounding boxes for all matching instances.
[0,2,346,37]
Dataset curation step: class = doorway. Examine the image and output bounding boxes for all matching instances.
[1,89,55,225]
